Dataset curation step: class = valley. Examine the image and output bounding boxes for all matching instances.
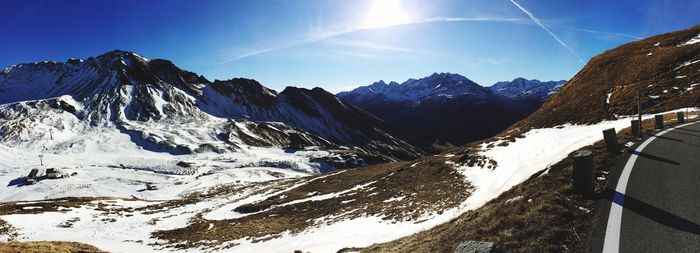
[1,2,700,252]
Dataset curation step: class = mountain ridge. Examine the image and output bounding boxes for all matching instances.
[512,24,700,131]
[0,50,424,167]
[337,73,564,146]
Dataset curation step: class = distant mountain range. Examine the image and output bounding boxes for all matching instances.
[338,73,565,146]
[0,49,566,164]
[491,77,565,101]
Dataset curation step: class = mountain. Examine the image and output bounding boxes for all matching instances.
[489,78,566,114]
[337,73,492,105]
[490,78,565,101]
[337,73,562,146]
[0,50,423,169]
[5,25,700,253]
[513,24,700,130]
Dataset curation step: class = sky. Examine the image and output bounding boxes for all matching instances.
[1,0,700,92]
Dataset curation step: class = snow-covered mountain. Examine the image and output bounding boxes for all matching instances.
[4,24,700,253]
[337,72,492,105]
[490,78,566,101]
[337,73,562,146]
[0,50,423,168]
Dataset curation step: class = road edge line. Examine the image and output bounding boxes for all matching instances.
[601,121,698,252]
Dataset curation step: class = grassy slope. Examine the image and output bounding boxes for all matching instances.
[357,112,689,252]
[514,25,700,130]
[0,241,105,253]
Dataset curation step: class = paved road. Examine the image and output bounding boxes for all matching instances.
[591,121,700,252]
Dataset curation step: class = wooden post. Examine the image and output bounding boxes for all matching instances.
[602,128,619,153]
[655,115,664,129]
[572,150,594,197]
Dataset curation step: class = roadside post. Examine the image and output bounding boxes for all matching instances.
[572,150,594,197]
[602,128,619,153]
[655,115,664,129]
[677,111,685,123]
[631,120,640,138]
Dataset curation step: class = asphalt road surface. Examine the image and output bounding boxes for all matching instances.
[591,121,700,252]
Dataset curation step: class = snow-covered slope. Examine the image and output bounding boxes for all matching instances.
[0,50,423,164]
[3,108,692,253]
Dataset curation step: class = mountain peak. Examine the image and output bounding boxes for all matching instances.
[338,72,490,105]
[490,78,566,101]
[0,50,424,162]
[511,77,532,83]
[95,49,151,64]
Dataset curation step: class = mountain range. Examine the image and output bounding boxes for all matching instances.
[338,73,565,146]
[2,22,700,253]
[0,50,423,170]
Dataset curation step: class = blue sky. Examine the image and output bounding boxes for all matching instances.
[2,0,700,92]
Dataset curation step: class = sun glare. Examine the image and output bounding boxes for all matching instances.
[363,0,412,29]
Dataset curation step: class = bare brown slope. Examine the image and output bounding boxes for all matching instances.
[0,241,105,253]
[357,111,690,253]
[513,24,700,130]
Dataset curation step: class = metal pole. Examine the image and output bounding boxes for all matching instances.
[637,86,642,137]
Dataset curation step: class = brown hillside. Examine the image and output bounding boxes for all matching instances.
[0,241,105,253]
[513,24,700,130]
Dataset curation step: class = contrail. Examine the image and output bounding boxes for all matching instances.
[218,16,524,64]
[569,27,643,40]
[509,0,585,64]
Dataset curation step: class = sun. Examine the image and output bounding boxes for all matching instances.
[363,0,412,29]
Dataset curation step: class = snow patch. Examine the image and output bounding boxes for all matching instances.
[675,59,700,71]
[681,33,700,46]
[382,195,407,203]
[505,196,524,204]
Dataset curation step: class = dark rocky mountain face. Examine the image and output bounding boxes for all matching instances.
[337,73,562,147]
[0,50,424,165]
[514,24,700,130]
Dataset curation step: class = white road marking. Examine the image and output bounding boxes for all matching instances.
[602,121,698,252]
